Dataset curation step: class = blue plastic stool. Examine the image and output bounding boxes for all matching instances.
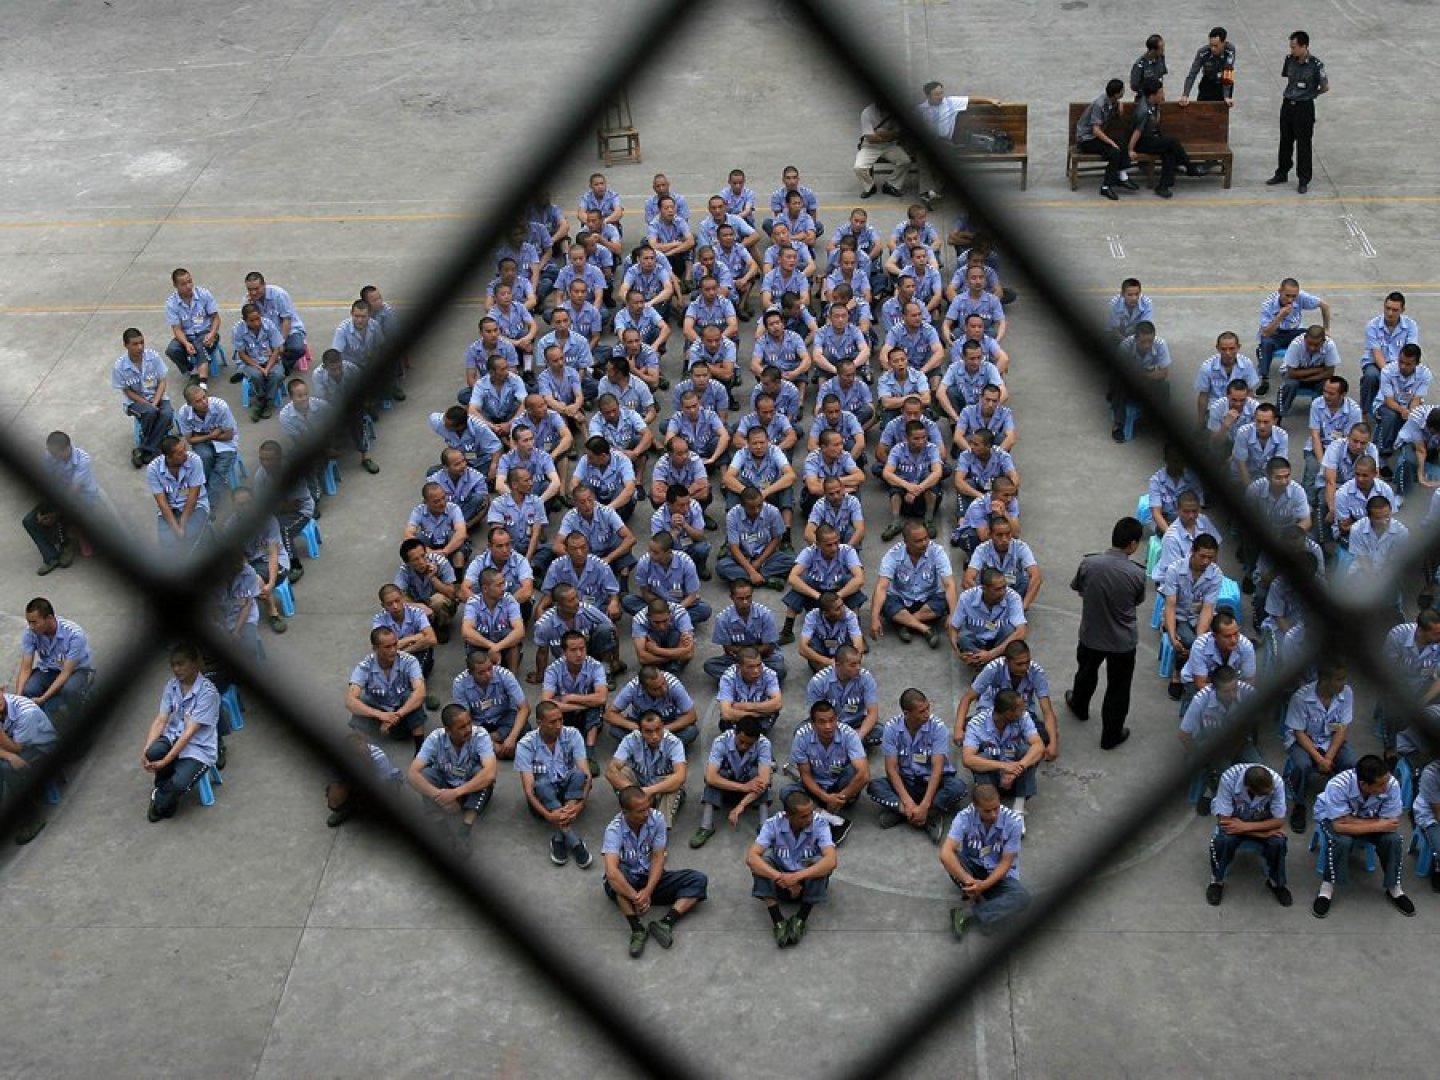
[1136,493,1152,529]
[1121,404,1141,442]
[1145,535,1162,579]
[300,519,323,559]
[1186,769,1209,806]
[43,778,63,805]
[1394,756,1415,811]
[132,418,144,447]
[240,378,286,410]
[1216,577,1241,615]
[322,459,341,497]
[1411,830,1435,877]
[1425,462,1440,484]
[221,685,245,732]
[227,454,249,491]
[1149,590,1165,630]
[195,764,224,807]
[1334,547,1355,576]
[1310,826,1378,876]
[274,577,296,617]
[1158,634,1176,677]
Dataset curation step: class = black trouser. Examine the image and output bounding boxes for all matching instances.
[1196,81,1226,103]
[1134,133,1189,187]
[1076,137,1129,187]
[1277,99,1316,183]
[1070,642,1136,747]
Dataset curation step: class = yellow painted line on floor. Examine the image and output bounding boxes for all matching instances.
[0,191,1438,232]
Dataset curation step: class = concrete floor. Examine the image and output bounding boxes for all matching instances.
[3,0,1439,1076]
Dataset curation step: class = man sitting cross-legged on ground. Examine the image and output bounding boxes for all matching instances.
[602,784,709,959]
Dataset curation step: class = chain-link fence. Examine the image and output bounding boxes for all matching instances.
[3,1,1436,1077]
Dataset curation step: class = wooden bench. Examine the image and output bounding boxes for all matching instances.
[1067,101,1233,190]
[950,103,1029,190]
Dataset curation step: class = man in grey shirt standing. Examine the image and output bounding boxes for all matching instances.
[1265,30,1328,195]
[1065,517,1147,750]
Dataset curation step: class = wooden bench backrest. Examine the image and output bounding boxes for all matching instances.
[1067,100,1230,147]
[953,103,1028,148]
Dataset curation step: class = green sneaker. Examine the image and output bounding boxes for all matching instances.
[628,927,648,958]
[786,915,807,946]
[773,920,791,948]
[950,907,970,941]
[777,629,796,646]
[881,521,904,541]
[36,560,58,576]
[647,920,674,949]
[925,518,937,539]
[14,818,46,845]
[689,826,715,849]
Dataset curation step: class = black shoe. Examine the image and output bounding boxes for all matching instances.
[1196,796,1212,816]
[1311,895,1331,918]
[1118,178,1139,191]
[1100,186,1119,201]
[1388,891,1417,917]
[1100,728,1130,750]
[1289,804,1306,834]
[859,186,877,200]
[14,818,46,845]
[1265,174,1288,186]
[830,817,853,846]
[1155,185,1173,199]
[229,371,245,384]
[1063,690,1089,722]
[572,839,594,869]
[881,183,905,198]
[288,564,305,583]
[1297,182,1310,194]
[1430,870,1440,893]
[326,803,355,828]
[1167,682,1183,701]
[147,797,163,823]
[1186,164,1202,178]
[1256,379,1270,397]
[216,739,227,771]
[1205,882,1223,906]
[1111,426,1125,442]
[1240,574,1255,594]
[1268,881,1294,907]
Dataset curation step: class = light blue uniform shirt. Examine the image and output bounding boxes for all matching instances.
[947,804,1024,878]
[755,810,833,873]
[1318,439,1380,491]
[957,402,1015,443]
[146,450,210,516]
[2,693,57,748]
[807,494,864,542]
[534,327,591,370]
[1309,395,1363,453]
[408,501,465,548]
[967,539,1036,590]
[1313,769,1402,824]
[231,316,284,366]
[1280,336,1341,376]
[970,656,1050,714]
[371,603,431,642]
[1158,560,1223,624]
[950,586,1025,638]
[514,725,588,782]
[542,555,620,607]
[176,398,239,455]
[603,808,668,878]
[21,617,93,674]
[452,667,525,728]
[542,656,607,698]
[791,543,862,592]
[464,549,533,597]
[1414,761,1440,830]
[474,373,528,422]
[537,365,584,408]
[574,454,637,505]
[159,674,221,765]
[614,304,664,342]
[955,447,1014,493]
[707,729,772,779]
[111,349,168,411]
[462,593,523,642]
[632,552,701,604]
[653,450,709,490]
[878,540,952,604]
[1363,314,1419,365]
[614,730,686,786]
[881,715,955,780]
[556,504,626,556]
[350,652,423,710]
[805,668,878,730]
[1180,683,1254,743]
[1106,293,1154,337]
[587,408,649,451]
[817,376,873,416]
[1258,289,1321,339]
[43,445,101,502]
[790,722,865,778]
[1374,360,1432,415]
[718,665,780,706]
[883,325,942,371]
[486,493,547,538]
[942,360,1004,408]
[531,604,614,651]
[430,413,502,464]
[695,212,754,248]
[1230,424,1288,476]
[613,671,694,724]
[509,408,567,454]
[1383,622,1440,694]
[496,447,556,488]
[944,291,1004,329]
[1147,467,1205,519]
[1207,395,1257,435]
[426,464,489,508]
[800,608,861,657]
[963,710,1039,762]
[651,502,707,549]
[1283,681,1352,751]
[725,503,787,559]
[1192,353,1260,401]
[710,602,780,649]
[1180,632,1257,686]
[1212,763,1286,821]
[332,318,383,368]
[1348,518,1408,570]
[416,726,494,786]
[166,286,220,338]
[803,450,860,483]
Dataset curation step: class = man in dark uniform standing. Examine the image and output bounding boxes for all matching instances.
[1266,31,1329,195]
[1179,27,1236,107]
[1065,518,1147,750]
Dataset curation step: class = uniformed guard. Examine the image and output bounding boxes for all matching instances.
[1179,27,1236,107]
[1266,31,1329,194]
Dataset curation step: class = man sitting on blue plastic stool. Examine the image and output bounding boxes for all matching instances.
[1206,762,1290,907]
[0,689,59,844]
[1414,760,1440,893]
[141,642,220,822]
[1311,754,1414,919]
[1178,667,1261,814]
[1283,657,1356,834]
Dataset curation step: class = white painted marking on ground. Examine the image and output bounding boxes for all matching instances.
[1342,215,1377,258]
[1106,234,1125,259]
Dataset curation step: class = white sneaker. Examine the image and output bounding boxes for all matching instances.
[1015,809,1027,835]
[818,809,845,826]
